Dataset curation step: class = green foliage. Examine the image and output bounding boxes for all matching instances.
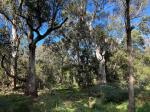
[0,0,150,111]
[139,16,150,35]
[133,50,150,88]
[143,55,150,66]
[89,85,128,103]
[121,29,145,50]
[136,102,150,112]
[24,0,51,23]
[0,86,149,112]
[36,60,55,89]
[131,30,145,49]
[106,48,128,83]
[0,94,32,112]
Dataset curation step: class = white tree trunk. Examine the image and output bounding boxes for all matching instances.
[96,46,107,84]
[11,19,18,89]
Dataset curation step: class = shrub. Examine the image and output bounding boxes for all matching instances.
[89,85,128,103]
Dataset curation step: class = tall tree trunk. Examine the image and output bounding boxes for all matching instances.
[125,0,135,112]
[99,56,106,84]
[25,30,37,98]
[11,55,17,89]
[76,39,82,87]
[96,46,107,84]
[60,57,64,83]
[26,44,37,97]
[11,19,18,89]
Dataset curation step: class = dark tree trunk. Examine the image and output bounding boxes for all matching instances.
[25,29,37,98]
[125,0,135,112]
[25,44,37,97]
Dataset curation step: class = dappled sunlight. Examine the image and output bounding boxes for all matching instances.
[0,0,150,112]
[0,86,150,112]
[116,102,128,111]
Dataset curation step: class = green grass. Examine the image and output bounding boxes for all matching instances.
[0,94,32,112]
[0,85,150,112]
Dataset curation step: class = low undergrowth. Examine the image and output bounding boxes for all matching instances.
[0,85,149,112]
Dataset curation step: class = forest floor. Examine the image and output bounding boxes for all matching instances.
[0,84,150,112]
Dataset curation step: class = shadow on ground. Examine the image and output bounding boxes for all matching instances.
[0,85,149,112]
[0,93,32,112]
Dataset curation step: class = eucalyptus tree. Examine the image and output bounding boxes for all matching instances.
[94,27,110,84]
[0,0,23,89]
[112,0,148,111]
[16,0,68,97]
[85,0,109,84]
[62,0,109,87]
[123,1,148,111]
[61,0,91,87]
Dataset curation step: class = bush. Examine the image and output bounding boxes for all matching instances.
[89,85,128,103]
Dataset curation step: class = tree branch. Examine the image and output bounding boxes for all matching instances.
[33,17,68,44]
[1,55,26,82]
[17,13,41,36]
[0,12,13,25]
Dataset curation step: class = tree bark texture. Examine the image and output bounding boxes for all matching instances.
[125,0,135,112]
[25,30,37,98]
